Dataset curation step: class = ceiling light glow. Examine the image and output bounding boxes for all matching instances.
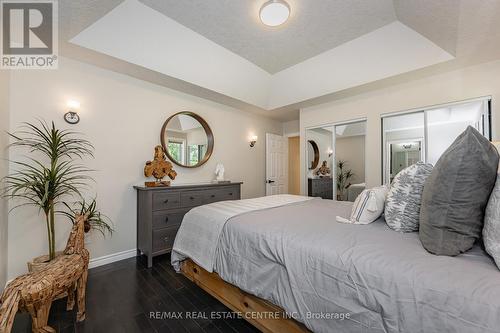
[259,0,290,27]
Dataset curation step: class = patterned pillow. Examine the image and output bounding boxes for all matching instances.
[336,185,388,225]
[385,162,433,232]
[483,142,500,269]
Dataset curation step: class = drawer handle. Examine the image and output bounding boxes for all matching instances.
[165,216,169,223]
[211,194,215,198]
[190,196,195,200]
[164,199,169,204]
[229,193,233,196]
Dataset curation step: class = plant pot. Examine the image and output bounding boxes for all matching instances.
[27,251,63,273]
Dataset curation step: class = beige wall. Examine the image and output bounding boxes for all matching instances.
[7,57,282,279]
[288,136,300,195]
[335,135,365,184]
[301,59,500,194]
[283,119,300,136]
[0,71,9,290]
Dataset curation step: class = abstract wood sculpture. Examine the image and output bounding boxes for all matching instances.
[0,215,90,333]
[144,145,177,187]
[315,160,331,177]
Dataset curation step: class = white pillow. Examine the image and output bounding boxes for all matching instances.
[484,142,500,270]
[336,185,388,225]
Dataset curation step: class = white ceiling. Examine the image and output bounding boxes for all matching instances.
[59,0,500,120]
[140,0,398,74]
[69,1,452,110]
[166,114,203,132]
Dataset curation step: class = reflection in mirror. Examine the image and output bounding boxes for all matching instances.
[382,98,491,183]
[388,140,422,183]
[161,112,213,168]
[383,112,424,183]
[307,140,319,170]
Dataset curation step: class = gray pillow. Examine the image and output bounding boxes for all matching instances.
[385,162,433,232]
[419,126,499,256]
[483,143,500,269]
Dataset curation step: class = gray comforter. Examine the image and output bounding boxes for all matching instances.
[212,199,500,333]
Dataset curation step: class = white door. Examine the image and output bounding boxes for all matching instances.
[266,133,288,195]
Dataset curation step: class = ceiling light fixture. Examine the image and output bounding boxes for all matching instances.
[259,0,290,27]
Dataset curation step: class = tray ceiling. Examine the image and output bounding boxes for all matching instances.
[60,0,500,119]
[140,0,398,74]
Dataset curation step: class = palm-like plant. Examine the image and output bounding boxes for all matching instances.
[336,160,354,201]
[62,198,113,236]
[3,121,94,261]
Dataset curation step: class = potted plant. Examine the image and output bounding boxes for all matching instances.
[336,160,354,201]
[3,120,109,271]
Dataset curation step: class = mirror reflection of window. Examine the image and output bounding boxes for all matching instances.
[188,144,207,166]
[164,114,209,167]
[167,139,185,165]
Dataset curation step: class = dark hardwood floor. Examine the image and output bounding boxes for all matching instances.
[11,254,259,333]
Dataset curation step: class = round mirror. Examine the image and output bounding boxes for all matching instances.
[307,140,320,170]
[161,112,214,168]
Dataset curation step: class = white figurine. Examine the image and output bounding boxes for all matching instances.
[215,163,225,181]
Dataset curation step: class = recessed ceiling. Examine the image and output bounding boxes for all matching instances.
[140,0,398,74]
[70,0,452,110]
[59,0,500,120]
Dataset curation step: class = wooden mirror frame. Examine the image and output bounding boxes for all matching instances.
[308,140,320,170]
[161,111,214,168]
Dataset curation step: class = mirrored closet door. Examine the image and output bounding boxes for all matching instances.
[306,120,366,201]
[382,97,491,184]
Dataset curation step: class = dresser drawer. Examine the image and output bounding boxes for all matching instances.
[152,226,179,254]
[213,187,239,202]
[181,190,205,207]
[152,209,188,230]
[153,192,181,211]
[136,182,243,268]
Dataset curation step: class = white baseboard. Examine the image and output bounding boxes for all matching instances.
[89,248,137,269]
[4,249,138,288]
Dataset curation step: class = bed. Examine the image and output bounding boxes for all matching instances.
[172,196,500,333]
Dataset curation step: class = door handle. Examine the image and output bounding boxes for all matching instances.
[266,180,275,184]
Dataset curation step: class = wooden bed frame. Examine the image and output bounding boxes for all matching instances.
[180,259,311,333]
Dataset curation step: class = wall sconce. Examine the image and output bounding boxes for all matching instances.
[327,148,333,158]
[249,135,258,147]
[64,100,81,124]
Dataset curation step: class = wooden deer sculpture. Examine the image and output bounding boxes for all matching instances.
[0,214,90,333]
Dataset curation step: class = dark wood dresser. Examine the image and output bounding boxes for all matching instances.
[135,182,242,267]
[308,178,333,199]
